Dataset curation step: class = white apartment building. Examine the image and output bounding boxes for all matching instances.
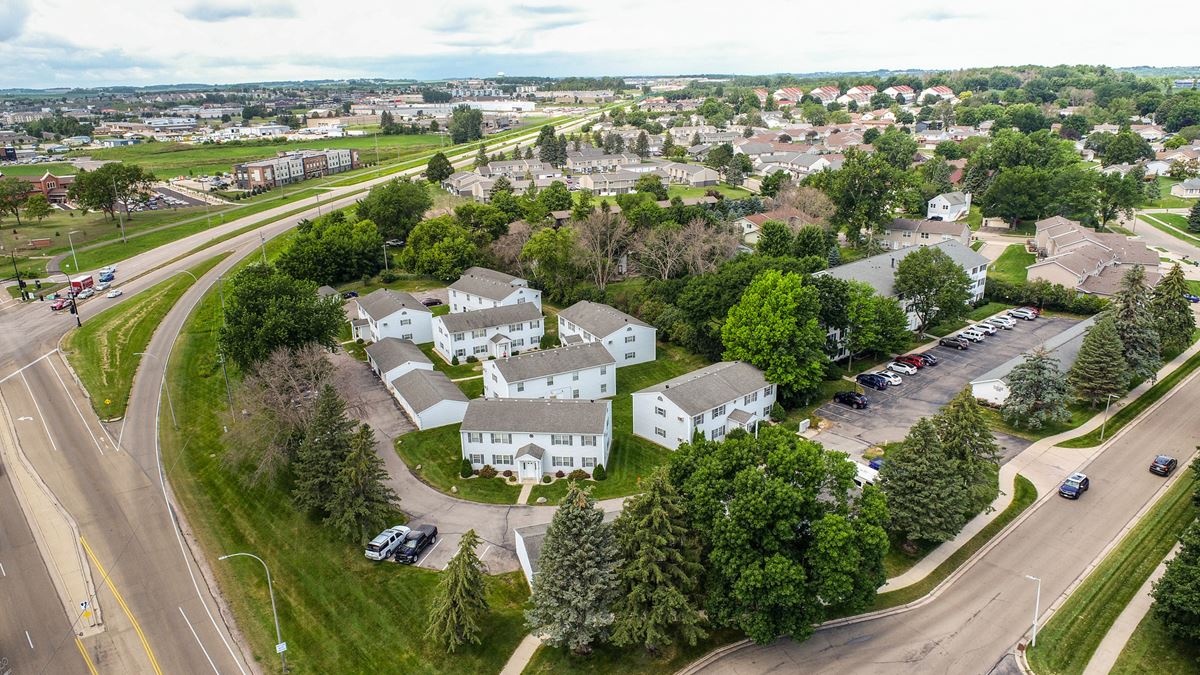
[353,289,433,343]
[632,361,776,450]
[556,300,656,366]
[432,303,544,361]
[483,342,616,400]
[447,267,542,314]
[460,398,613,481]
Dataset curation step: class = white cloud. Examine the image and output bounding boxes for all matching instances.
[1,0,1195,88]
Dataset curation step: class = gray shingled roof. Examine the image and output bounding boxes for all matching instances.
[937,191,968,205]
[356,289,431,322]
[636,361,769,416]
[317,285,339,298]
[516,443,544,460]
[814,239,987,298]
[557,301,650,338]
[448,266,527,301]
[461,398,610,434]
[392,369,467,413]
[491,342,614,383]
[365,338,430,373]
[436,303,541,333]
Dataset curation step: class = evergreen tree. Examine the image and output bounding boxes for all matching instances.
[474,144,489,168]
[827,243,841,268]
[611,469,706,654]
[523,146,534,160]
[324,424,399,543]
[556,135,569,165]
[661,134,676,157]
[1001,348,1072,430]
[756,220,793,256]
[934,388,1000,469]
[426,530,490,653]
[1189,201,1200,233]
[635,130,650,158]
[690,132,701,147]
[1110,265,1161,382]
[879,418,970,545]
[426,152,454,183]
[539,134,558,165]
[525,483,619,655]
[292,385,355,514]
[1067,316,1129,407]
[1151,519,1200,643]
[1151,263,1196,355]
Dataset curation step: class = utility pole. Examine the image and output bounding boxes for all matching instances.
[10,252,27,301]
[112,176,127,243]
[1100,392,1119,441]
[216,276,234,412]
[382,243,389,272]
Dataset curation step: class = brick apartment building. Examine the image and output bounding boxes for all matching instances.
[232,148,359,190]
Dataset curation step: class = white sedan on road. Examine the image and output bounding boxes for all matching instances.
[887,361,918,375]
[106,289,123,298]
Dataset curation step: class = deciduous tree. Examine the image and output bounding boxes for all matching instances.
[23,193,51,221]
[0,177,29,225]
[756,220,793,256]
[1151,519,1200,643]
[398,216,478,281]
[356,178,433,242]
[218,264,344,369]
[893,246,971,333]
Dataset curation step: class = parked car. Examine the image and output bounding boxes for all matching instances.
[395,524,438,564]
[106,289,123,298]
[1021,306,1042,316]
[385,239,404,247]
[364,525,411,561]
[887,361,918,375]
[868,457,885,471]
[1008,308,1037,321]
[1184,293,1200,304]
[852,463,879,488]
[914,353,939,367]
[872,370,903,386]
[972,323,997,336]
[958,329,985,342]
[1058,472,1090,499]
[989,316,1016,329]
[833,391,868,409]
[341,291,359,299]
[1149,455,1178,476]
[894,354,927,369]
[421,298,444,307]
[855,373,889,391]
[940,336,969,350]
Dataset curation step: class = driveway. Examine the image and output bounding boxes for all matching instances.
[813,314,1081,462]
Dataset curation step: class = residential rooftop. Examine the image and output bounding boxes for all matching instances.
[636,361,769,416]
[436,302,542,333]
[356,289,430,322]
[364,338,430,373]
[461,398,610,434]
[557,300,650,337]
[393,368,467,413]
[491,342,614,383]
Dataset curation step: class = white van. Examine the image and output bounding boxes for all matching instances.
[852,463,879,488]
[365,525,411,561]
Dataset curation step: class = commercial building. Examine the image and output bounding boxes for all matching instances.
[232,148,359,189]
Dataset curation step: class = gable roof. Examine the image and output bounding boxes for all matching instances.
[461,398,610,434]
[436,303,542,333]
[887,218,969,236]
[557,300,650,337]
[934,191,969,206]
[448,266,529,301]
[393,369,467,413]
[635,361,769,416]
[365,338,431,373]
[357,289,431,322]
[491,342,615,383]
[815,239,988,298]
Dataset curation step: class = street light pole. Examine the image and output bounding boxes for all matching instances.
[382,243,389,272]
[1099,392,1119,441]
[112,176,127,243]
[67,230,82,274]
[1025,575,1041,647]
[219,552,286,673]
[259,232,268,265]
[135,352,177,429]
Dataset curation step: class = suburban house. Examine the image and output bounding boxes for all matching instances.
[927,191,972,221]
[577,170,642,195]
[364,338,433,395]
[460,398,613,480]
[809,86,841,104]
[883,85,916,103]
[880,218,971,250]
[448,266,542,314]
[483,342,615,400]
[660,161,720,187]
[1171,178,1200,198]
[919,86,958,103]
[970,317,1094,406]
[392,368,469,430]
[353,289,433,343]
[733,207,810,245]
[432,303,544,361]
[557,300,657,366]
[1027,217,1160,296]
[632,361,776,450]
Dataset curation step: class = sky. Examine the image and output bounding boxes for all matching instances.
[0,0,1195,89]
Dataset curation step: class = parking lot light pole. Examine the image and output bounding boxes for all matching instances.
[67,230,82,273]
[1099,392,1119,441]
[1025,575,1041,647]
[134,352,177,429]
[219,552,286,673]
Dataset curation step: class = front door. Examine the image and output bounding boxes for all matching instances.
[520,459,540,482]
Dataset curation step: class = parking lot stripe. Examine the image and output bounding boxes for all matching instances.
[418,538,444,567]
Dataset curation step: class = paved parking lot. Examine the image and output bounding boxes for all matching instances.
[814,314,1081,462]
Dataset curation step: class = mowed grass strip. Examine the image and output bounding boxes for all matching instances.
[1109,602,1200,674]
[1027,470,1197,675]
[62,253,229,418]
[161,233,529,674]
[989,244,1035,284]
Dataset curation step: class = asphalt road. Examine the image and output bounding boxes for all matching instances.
[697,365,1200,675]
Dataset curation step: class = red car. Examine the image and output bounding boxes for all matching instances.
[1021,306,1042,316]
[50,298,71,311]
[894,354,926,369]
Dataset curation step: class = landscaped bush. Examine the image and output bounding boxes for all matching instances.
[459,458,473,479]
[451,355,460,365]
[568,469,590,481]
[592,464,606,481]
[379,270,399,283]
[770,403,786,421]
[478,464,498,479]
[539,334,557,350]
[542,474,552,484]
[466,355,478,363]
[985,278,1108,315]
[555,470,566,479]
[502,469,512,478]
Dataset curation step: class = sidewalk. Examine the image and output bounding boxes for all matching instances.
[885,337,1200,591]
[1082,542,1180,675]
[499,633,542,675]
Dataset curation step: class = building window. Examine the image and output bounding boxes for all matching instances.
[654,427,667,438]
[582,457,597,468]
[600,383,607,393]
[552,456,575,467]
[625,352,636,360]
[625,335,636,343]
[763,385,774,397]
[600,366,607,375]
[743,392,759,405]
[455,348,467,357]
[491,374,498,382]
[469,453,484,464]
[491,433,512,444]
[467,432,483,443]
[711,404,726,420]
[402,334,412,341]
[453,332,464,341]
[572,372,579,381]
[473,345,488,355]
[512,338,524,347]
[399,319,411,326]
[572,389,580,399]
[710,425,726,440]
[547,376,555,385]
[516,382,525,392]
[471,329,487,339]
[581,435,597,446]
[655,406,666,417]
[509,323,522,332]
[763,405,772,417]
[692,414,704,427]
[551,434,573,446]
[492,454,514,465]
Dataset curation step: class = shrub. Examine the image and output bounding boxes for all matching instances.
[478,465,498,479]
[459,458,473,479]
[466,355,478,363]
[555,470,566,479]
[356,338,365,345]
[511,350,520,356]
[488,355,495,360]
[379,269,399,283]
[360,273,373,286]
[568,469,590,481]
[770,403,786,421]
[592,464,606,481]
[451,355,460,366]
[502,469,513,478]
[542,474,552,483]
[539,334,557,349]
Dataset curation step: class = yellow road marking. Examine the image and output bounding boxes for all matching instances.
[80,537,163,675]
[75,637,100,675]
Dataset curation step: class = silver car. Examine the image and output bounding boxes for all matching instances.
[872,370,903,386]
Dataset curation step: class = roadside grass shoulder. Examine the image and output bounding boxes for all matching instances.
[522,628,744,675]
[1138,213,1200,248]
[1110,609,1200,674]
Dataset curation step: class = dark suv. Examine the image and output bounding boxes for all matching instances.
[833,391,868,409]
[395,524,439,564]
[939,337,969,350]
[1149,455,1178,476]
[915,353,939,366]
[856,373,888,391]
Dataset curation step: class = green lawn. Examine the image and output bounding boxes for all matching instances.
[418,342,483,379]
[989,244,1035,284]
[1110,609,1200,674]
[62,254,229,418]
[523,628,744,675]
[980,405,1093,442]
[336,273,444,297]
[1138,213,1200,248]
[1148,177,1195,209]
[1027,470,1197,675]
[394,424,522,504]
[971,240,985,251]
[0,161,79,176]
[665,184,753,200]
[161,232,530,674]
[969,302,1017,321]
[966,205,983,231]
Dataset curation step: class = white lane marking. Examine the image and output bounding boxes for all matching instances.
[0,351,56,385]
[17,416,31,421]
[0,561,5,576]
[479,544,492,561]
[20,372,60,453]
[419,538,444,567]
[179,606,220,675]
[26,630,33,649]
[46,357,114,455]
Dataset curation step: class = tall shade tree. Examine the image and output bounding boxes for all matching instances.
[67,162,155,221]
[803,148,917,242]
[525,483,619,655]
[218,264,345,370]
[756,220,793,257]
[721,270,828,401]
[843,280,910,367]
[668,426,888,644]
[23,193,51,221]
[1094,168,1148,229]
[0,176,29,225]
[520,225,583,302]
[398,216,478,281]
[324,424,399,544]
[1151,263,1197,355]
[611,469,707,654]
[1151,518,1200,644]
[1110,265,1161,382]
[449,105,483,143]
[292,385,355,515]
[1001,348,1072,430]
[879,418,970,545]
[355,178,433,242]
[425,152,454,183]
[574,211,632,292]
[276,213,385,285]
[426,529,489,653]
[893,246,971,334]
[1067,315,1129,407]
[792,224,832,259]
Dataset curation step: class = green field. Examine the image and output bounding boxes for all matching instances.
[1148,177,1195,209]
[0,162,78,176]
[989,244,1035,284]
[665,184,754,200]
[1111,607,1200,674]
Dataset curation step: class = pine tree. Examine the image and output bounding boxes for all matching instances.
[523,146,534,160]
[1151,263,1196,355]
[879,418,970,545]
[690,132,701,148]
[661,134,676,157]
[324,424,399,543]
[1067,316,1129,407]
[1110,265,1161,382]
[539,135,557,165]
[474,144,489,168]
[611,469,707,654]
[525,482,619,655]
[935,388,1000,468]
[426,530,489,653]
[556,135,569,166]
[635,130,650,158]
[292,385,355,515]
[426,152,454,183]
[1188,201,1200,233]
[1001,348,1072,430]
